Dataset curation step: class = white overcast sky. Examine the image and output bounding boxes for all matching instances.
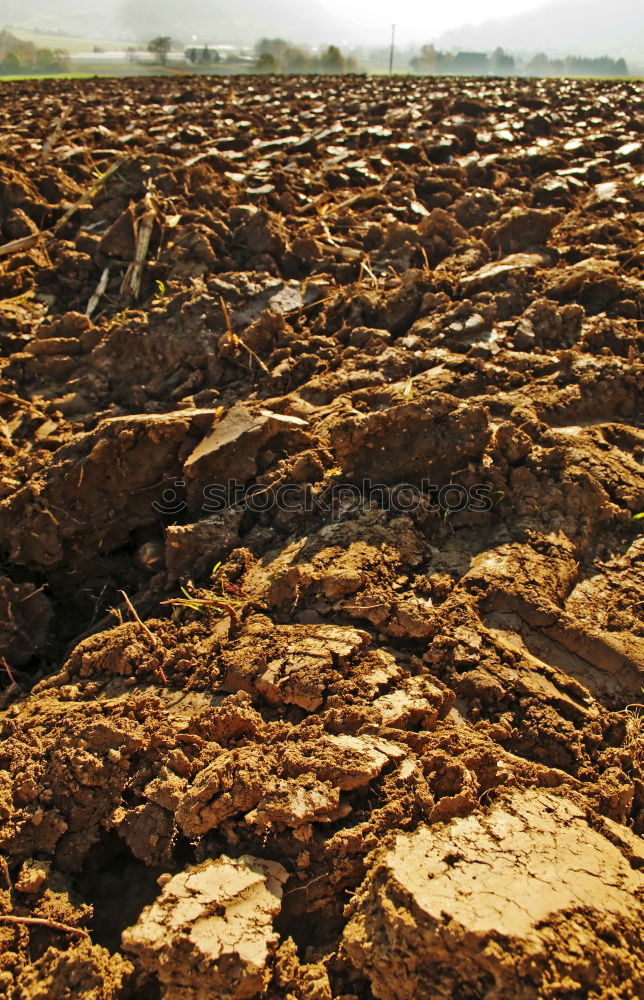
[317,0,550,41]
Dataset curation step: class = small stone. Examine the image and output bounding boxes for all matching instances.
[15,858,51,894]
[135,541,165,574]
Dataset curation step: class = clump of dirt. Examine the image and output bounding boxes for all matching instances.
[344,789,644,1000]
[0,73,642,1000]
[122,855,287,1000]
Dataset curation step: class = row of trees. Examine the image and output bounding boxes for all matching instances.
[411,43,628,77]
[0,29,70,74]
[255,38,358,74]
[146,36,357,73]
[411,46,515,74]
[523,53,628,77]
[146,34,629,78]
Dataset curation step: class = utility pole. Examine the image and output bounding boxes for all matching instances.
[389,23,396,75]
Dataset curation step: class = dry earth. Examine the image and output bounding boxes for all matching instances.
[0,73,643,1000]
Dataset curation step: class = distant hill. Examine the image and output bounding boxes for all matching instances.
[438,0,644,61]
[2,0,118,38]
[0,26,71,71]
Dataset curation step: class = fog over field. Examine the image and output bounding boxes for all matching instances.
[2,0,643,59]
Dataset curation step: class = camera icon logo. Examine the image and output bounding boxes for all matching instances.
[152,480,187,515]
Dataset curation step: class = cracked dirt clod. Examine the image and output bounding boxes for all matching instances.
[221,617,372,711]
[121,856,287,1000]
[344,788,644,1000]
[176,731,406,838]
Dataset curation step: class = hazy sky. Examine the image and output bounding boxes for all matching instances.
[316,0,551,41]
[7,0,639,61]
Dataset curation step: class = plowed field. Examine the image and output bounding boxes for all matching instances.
[0,74,643,1000]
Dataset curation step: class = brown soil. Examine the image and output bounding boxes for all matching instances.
[0,73,643,1000]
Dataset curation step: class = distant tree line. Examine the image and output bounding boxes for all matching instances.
[0,29,70,74]
[255,38,359,74]
[410,43,628,77]
[523,53,628,77]
[411,45,515,75]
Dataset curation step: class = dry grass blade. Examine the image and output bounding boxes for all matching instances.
[18,584,47,603]
[162,592,240,624]
[219,294,234,335]
[297,191,329,216]
[0,915,90,938]
[319,221,341,247]
[54,155,129,233]
[284,291,339,318]
[359,258,379,287]
[623,704,644,766]
[119,589,168,684]
[119,590,156,643]
[332,186,382,213]
[0,390,47,418]
[218,295,271,375]
[121,194,156,301]
[0,390,35,409]
[162,566,243,624]
[0,234,41,258]
[620,240,644,269]
[86,266,110,318]
[1,656,19,689]
[40,105,71,164]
